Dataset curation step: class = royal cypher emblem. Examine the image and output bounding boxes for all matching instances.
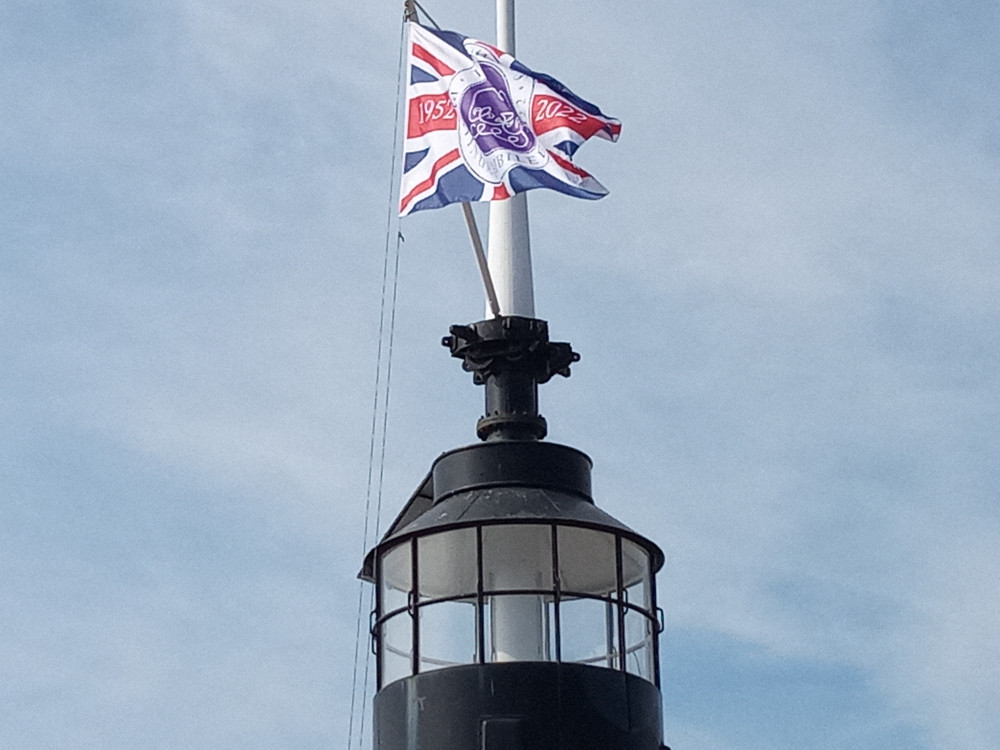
[450,41,549,185]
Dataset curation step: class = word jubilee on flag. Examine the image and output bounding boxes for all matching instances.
[400,22,621,217]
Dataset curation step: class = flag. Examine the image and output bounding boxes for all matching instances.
[399,22,621,217]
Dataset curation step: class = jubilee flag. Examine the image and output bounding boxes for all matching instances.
[400,22,621,217]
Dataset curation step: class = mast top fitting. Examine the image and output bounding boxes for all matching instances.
[442,315,579,442]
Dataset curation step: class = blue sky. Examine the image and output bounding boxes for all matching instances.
[3,1,998,748]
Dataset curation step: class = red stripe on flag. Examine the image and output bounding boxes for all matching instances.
[400,149,462,213]
[531,95,608,140]
[407,94,457,137]
[412,43,455,77]
[548,149,590,179]
[492,184,511,201]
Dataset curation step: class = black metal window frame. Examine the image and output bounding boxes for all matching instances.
[373,521,661,689]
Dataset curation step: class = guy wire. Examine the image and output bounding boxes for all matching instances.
[346,12,409,750]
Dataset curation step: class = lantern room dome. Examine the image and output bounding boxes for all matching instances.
[361,440,665,580]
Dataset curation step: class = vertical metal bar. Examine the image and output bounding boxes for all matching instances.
[615,536,626,672]
[374,551,383,689]
[551,525,561,663]
[476,526,486,664]
[605,600,615,669]
[650,560,662,687]
[410,538,420,675]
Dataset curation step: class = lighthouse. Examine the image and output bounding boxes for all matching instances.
[359,3,668,747]
[359,315,668,749]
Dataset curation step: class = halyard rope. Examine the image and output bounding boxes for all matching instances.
[346,11,408,750]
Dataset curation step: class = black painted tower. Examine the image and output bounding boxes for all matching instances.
[360,315,669,749]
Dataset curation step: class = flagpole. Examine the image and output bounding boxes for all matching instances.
[463,203,502,318]
[487,0,535,318]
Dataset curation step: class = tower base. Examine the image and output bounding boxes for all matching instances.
[374,662,664,750]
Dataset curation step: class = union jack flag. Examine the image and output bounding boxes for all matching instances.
[400,22,621,217]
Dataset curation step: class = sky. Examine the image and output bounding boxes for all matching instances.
[2,1,998,748]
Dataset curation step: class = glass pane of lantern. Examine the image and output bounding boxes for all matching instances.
[417,527,477,600]
[487,594,551,662]
[417,598,478,672]
[623,607,655,681]
[380,611,413,686]
[560,596,619,669]
[380,542,411,616]
[621,538,651,612]
[558,526,618,596]
[482,525,553,592]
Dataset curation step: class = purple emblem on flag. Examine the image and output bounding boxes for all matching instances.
[459,63,535,155]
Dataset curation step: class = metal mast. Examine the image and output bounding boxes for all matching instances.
[487,0,535,317]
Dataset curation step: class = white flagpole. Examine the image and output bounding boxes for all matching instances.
[487,0,535,318]
[486,0,545,661]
